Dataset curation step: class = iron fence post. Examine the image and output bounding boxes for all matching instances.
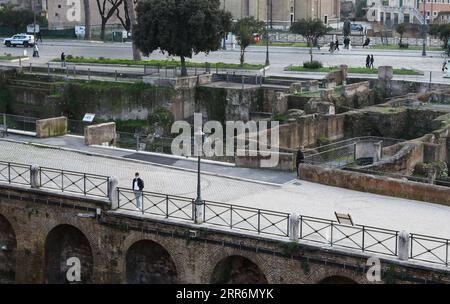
[83,173,86,195]
[7,162,10,183]
[61,170,64,192]
[166,195,169,218]
[410,234,414,259]
[257,209,261,234]
[362,226,365,252]
[330,222,333,246]
[230,205,233,229]
[299,215,303,239]
[446,239,449,267]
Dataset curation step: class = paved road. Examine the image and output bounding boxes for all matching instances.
[2,138,450,240]
[1,39,448,77]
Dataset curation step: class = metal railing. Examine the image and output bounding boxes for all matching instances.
[410,233,450,266]
[117,187,290,237]
[0,113,37,133]
[39,167,110,197]
[0,161,31,185]
[0,161,109,198]
[115,187,450,267]
[0,160,450,267]
[299,215,398,256]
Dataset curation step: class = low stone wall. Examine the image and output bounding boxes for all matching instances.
[84,122,116,146]
[144,74,212,89]
[235,150,294,171]
[300,163,450,205]
[278,114,345,149]
[36,116,67,138]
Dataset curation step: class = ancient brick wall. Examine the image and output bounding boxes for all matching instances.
[0,184,448,284]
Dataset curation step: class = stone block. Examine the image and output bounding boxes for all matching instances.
[36,116,67,138]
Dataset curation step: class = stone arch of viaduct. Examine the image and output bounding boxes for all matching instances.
[0,186,448,284]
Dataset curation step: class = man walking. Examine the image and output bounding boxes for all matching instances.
[60,52,66,67]
[366,55,370,68]
[296,146,305,178]
[335,38,340,51]
[370,54,374,68]
[132,172,144,210]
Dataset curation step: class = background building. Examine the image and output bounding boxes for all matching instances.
[220,0,340,29]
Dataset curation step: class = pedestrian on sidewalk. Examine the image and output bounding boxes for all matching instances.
[132,172,144,210]
[33,44,39,58]
[296,146,305,179]
[60,52,66,67]
[329,41,335,53]
[37,32,43,43]
[443,59,448,72]
[366,55,370,68]
[370,54,374,68]
[335,38,340,51]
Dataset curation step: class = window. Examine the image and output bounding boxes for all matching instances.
[57,4,61,8]
[290,6,294,13]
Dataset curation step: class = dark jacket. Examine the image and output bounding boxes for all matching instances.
[132,177,144,191]
[296,150,305,165]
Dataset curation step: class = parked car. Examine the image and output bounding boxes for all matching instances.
[3,34,35,48]
[351,24,363,32]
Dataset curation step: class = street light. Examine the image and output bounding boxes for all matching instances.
[194,127,206,224]
[422,0,427,56]
[223,0,227,50]
[265,0,271,66]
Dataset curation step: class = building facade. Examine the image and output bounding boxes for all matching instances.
[220,0,340,28]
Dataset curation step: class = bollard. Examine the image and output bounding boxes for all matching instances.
[30,165,40,188]
[193,199,204,224]
[19,57,21,67]
[73,65,76,76]
[115,70,118,81]
[144,64,147,75]
[289,213,300,241]
[108,176,119,209]
[47,62,50,77]
[398,230,410,261]
[88,68,91,81]
[29,63,32,72]
[241,75,244,90]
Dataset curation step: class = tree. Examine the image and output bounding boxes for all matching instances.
[134,0,231,76]
[83,0,91,40]
[0,4,48,32]
[429,24,450,49]
[232,17,265,66]
[396,23,407,45]
[96,0,123,40]
[290,19,329,47]
[116,0,141,60]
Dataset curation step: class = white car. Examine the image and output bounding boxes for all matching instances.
[3,34,35,48]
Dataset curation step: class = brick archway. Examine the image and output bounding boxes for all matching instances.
[44,224,93,284]
[211,255,268,284]
[318,275,358,284]
[125,239,178,284]
[0,213,16,283]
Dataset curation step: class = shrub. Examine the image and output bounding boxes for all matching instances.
[66,54,73,60]
[303,60,323,69]
[399,43,409,49]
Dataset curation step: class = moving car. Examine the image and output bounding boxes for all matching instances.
[351,24,363,32]
[3,34,35,48]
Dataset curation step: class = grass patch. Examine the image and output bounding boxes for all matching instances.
[256,40,308,47]
[287,65,422,75]
[371,44,442,51]
[52,56,264,70]
[0,55,26,61]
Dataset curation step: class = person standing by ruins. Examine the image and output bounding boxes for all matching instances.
[60,52,66,67]
[132,172,144,210]
[296,146,305,178]
[366,55,370,68]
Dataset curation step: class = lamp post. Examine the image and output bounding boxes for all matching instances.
[194,128,206,224]
[223,0,227,50]
[265,0,271,66]
[422,0,427,56]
